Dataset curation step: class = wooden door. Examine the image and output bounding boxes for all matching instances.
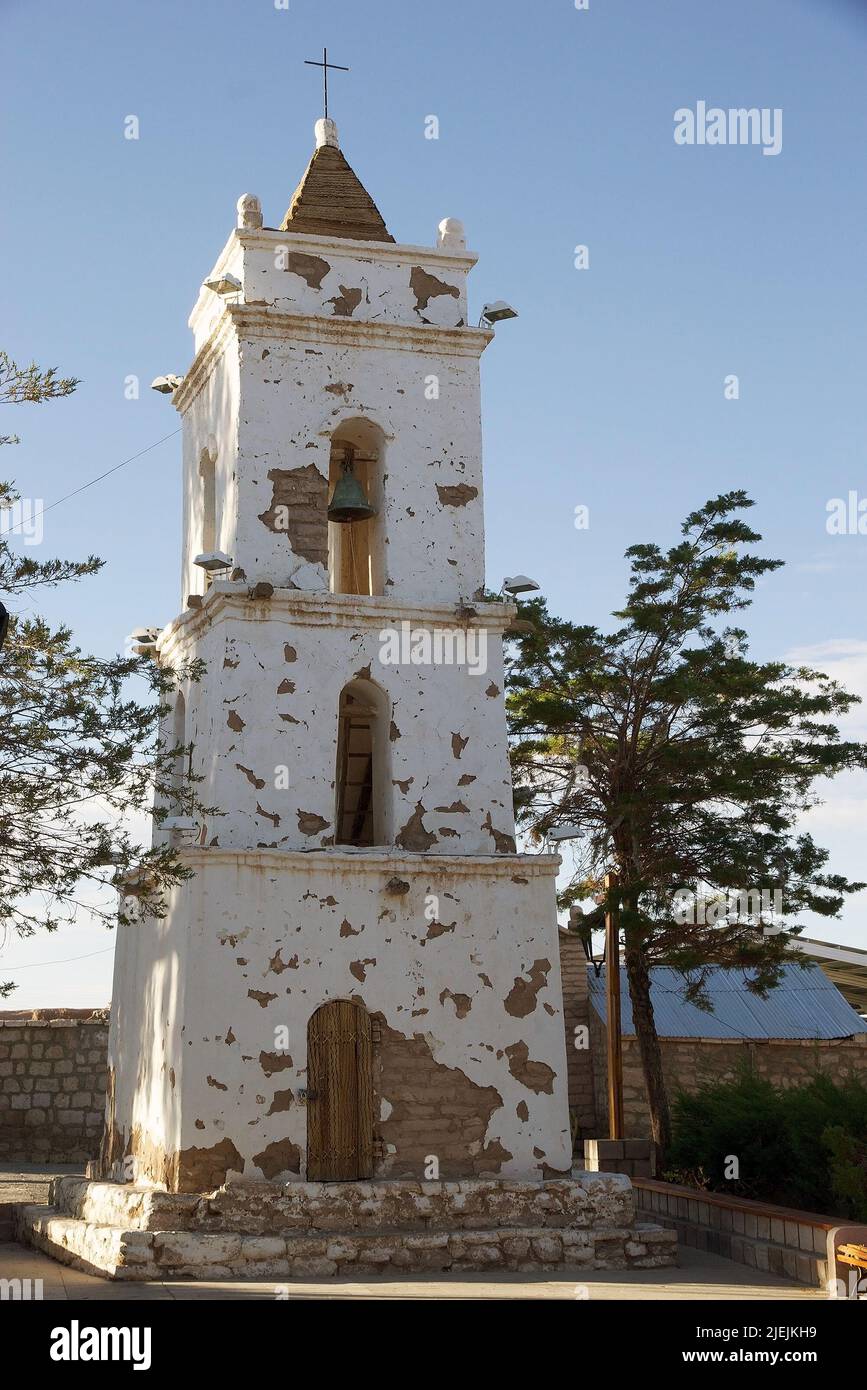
[306,1000,374,1181]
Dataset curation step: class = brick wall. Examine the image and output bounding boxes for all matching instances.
[589,1005,867,1137]
[634,1178,860,1288]
[557,931,598,1139]
[0,1010,109,1164]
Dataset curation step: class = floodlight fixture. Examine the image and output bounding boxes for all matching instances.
[480,300,518,327]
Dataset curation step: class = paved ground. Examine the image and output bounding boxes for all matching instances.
[0,1240,825,1301]
[0,1165,82,1205]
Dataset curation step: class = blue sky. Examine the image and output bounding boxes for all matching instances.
[2,0,866,1005]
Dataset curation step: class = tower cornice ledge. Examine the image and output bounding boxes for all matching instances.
[156,586,517,659]
[202,227,479,283]
[172,846,561,878]
[241,227,479,271]
[174,307,492,412]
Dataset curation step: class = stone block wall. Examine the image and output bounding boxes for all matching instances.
[589,1005,867,1137]
[557,931,598,1142]
[0,1010,109,1164]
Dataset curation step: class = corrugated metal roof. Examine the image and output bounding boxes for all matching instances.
[796,938,867,1019]
[588,962,867,1040]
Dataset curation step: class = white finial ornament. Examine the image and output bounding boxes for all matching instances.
[315,117,340,149]
[236,194,262,230]
[437,217,466,250]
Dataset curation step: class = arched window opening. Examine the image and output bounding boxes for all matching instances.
[171,690,187,809]
[327,420,385,597]
[199,450,217,584]
[335,678,390,847]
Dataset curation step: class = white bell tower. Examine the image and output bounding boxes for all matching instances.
[103,119,572,1192]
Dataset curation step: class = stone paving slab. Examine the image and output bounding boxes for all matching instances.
[0,1241,825,1300]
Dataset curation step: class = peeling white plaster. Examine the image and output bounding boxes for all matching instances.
[109,850,571,1181]
[108,195,570,1187]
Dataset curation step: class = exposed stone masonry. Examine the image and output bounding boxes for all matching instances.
[16,1173,677,1280]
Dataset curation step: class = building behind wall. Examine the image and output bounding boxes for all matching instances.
[558,932,867,1143]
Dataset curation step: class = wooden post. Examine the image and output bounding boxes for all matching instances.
[605,870,624,1141]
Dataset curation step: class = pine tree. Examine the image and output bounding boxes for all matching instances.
[0,352,200,996]
[506,492,866,1156]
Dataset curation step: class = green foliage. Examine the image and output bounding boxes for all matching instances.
[506,492,867,974]
[667,1066,867,1218]
[0,350,79,448]
[506,491,867,1148]
[0,352,202,997]
[823,1124,867,1222]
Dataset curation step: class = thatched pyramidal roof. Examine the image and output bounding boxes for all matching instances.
[280,119,394,243]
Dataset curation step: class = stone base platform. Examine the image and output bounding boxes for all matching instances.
[15,1173,678,1280]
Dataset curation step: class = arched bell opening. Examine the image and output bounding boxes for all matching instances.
[327,418,385,596]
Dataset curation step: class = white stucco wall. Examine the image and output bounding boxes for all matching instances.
[175,224,490,606]
[107,888,188,1173]
[179,332,241,603]
[155,588,516,856]
[188,227,474,351]
[109,849,570,1186]
[107,163,571,1193]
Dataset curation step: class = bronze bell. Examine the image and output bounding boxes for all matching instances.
[327,455,378,524]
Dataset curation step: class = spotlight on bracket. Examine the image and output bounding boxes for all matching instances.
[547,824,584,843]
[128,625,161,657]
[203,272,243,296]
[162,816,200,840]
[480,300,518,328]
[501,574,540,597]
[193,551,233,574]
[150,374,184,395]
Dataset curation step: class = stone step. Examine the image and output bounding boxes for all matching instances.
[51,1172,638,1236]
[51,1178,199,1233]
[17,1202,677,1281]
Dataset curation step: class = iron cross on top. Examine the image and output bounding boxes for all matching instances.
[304,47,349,120]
